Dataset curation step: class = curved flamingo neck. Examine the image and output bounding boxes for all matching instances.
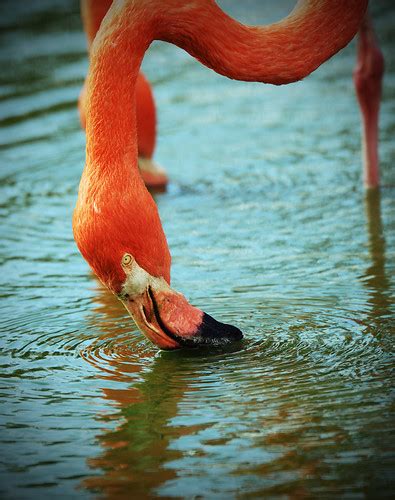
[86,15,151,171]
[86,0,368,168]
[80,0,158,159]
[153,0,367,85]
[76,12,171,288]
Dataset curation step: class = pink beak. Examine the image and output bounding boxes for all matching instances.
[122,286,243,350]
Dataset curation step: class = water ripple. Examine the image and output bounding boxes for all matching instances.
[0,0,394,497]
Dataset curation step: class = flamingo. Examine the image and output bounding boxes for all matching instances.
[73,0,368,350]
[78,0,168,190]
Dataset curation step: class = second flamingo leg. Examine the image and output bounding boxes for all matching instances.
[353,13,385,189]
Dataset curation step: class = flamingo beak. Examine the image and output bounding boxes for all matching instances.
[121,284,243,350]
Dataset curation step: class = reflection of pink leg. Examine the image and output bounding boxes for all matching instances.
[353,14,384,189]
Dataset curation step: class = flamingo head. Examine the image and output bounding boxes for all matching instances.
[115,253,243,350]
[78,242,243,349]
[73,179,242,350]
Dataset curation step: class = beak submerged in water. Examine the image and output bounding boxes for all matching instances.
[119,259,242,350]
[119,254,243,349]
[122,284,242,350]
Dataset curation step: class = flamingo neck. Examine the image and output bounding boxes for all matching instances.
[85,11,151,174]
[77,0,368,289]
[85,0,368,171]
[76,10,171,288]
[153,0,367,85]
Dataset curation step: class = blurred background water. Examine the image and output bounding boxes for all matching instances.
[0,0,394,498]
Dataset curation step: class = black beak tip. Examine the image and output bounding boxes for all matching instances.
[197,312,243,345]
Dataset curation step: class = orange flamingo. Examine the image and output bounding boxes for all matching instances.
[78,0,168,190]
[73,0,368,350]
[353,12,384,189]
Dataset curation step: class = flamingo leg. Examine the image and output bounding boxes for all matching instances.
[353,13,384,189]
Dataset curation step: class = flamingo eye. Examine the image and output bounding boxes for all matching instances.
[122,253,133,266]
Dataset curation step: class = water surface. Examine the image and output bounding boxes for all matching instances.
[1,1,394,498]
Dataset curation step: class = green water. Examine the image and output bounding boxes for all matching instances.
[1,1,394,498]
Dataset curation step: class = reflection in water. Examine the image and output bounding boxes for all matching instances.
[82,360,183,497]
[363,189,392,327]
[74,189,395,497]
[79,281,380,498]
[80,284,185,497]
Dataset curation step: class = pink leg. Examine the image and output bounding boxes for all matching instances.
[353,13,384,189]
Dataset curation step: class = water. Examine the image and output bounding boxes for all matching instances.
[1,0,394,497]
